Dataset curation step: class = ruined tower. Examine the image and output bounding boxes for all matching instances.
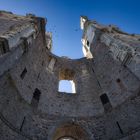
[0,11,140,140]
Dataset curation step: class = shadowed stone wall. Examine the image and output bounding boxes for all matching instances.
[0,11,140,140]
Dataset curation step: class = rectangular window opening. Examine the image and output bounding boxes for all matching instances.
[58,80,76,94]
[0,41,7,55]
[86,40,89,47]
[31,88,41,108]
[100,93,112,111]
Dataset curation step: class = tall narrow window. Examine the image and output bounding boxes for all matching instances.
[0,41,7,55]
[58,80,76,94]
[86,40,89,47]
[31,88,41,108]
[20,68,27,79]
[100,93,112,111]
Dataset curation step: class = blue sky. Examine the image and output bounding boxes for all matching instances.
[0,0,140,92]
[0,0,140,59]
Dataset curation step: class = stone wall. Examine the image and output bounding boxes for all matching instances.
[0,11,140,140]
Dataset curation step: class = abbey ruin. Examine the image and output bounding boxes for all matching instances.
[0,11,140,140]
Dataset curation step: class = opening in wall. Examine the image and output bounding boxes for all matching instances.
[100,93,112,111]
[0,40,9,55]
[58,80,76,94]
[58,68,76,94]
[20,68,27,79]
[116,78,121,83]
[100,94,109,105]
[52,124,89,140]
[86,40,89,47]
[31,88,41,108]
[58,136,76,140]
[0,42,6,54]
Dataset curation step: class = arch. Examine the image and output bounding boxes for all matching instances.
[51,123,90,140]
[59,68,75,80]
[57,136,76,140]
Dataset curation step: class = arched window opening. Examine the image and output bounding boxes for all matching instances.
[58,80,76,94]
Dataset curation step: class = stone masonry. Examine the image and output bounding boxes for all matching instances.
[0,11,140,140]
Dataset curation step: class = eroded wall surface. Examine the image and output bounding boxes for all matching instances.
[0,12,140,140]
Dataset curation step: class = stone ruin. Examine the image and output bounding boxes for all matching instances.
[0,11,140,140]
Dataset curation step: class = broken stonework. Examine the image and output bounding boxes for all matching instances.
[0,11,140,140]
